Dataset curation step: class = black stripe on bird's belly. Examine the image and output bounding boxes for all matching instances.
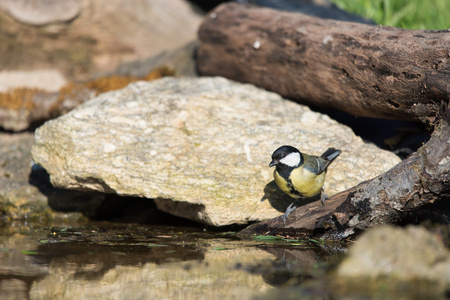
[286,178,303,197]
[276,163,305,197]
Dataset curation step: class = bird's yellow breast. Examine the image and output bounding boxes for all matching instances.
[274,166,326,198]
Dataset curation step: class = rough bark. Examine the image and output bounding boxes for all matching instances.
[239,112,450,239]
[197,3,450,123]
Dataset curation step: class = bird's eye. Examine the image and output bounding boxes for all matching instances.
[280,153,286,158]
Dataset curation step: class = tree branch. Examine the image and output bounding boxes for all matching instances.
[197,3,450,123]
[239,113,449,238]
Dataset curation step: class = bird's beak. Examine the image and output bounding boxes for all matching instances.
[269,160,277,167]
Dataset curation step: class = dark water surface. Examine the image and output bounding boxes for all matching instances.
[0,221,343,299]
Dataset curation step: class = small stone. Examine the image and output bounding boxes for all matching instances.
[336,225,450,285]
[0,70,67,92]
[0,132,89,223]
[0,0,81,26]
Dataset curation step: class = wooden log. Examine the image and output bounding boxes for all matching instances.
[197,3,450,123]
[238,112,450,239]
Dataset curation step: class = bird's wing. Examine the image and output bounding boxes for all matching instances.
[316,157,331,175]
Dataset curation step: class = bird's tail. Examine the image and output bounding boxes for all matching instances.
[321,148,341,162]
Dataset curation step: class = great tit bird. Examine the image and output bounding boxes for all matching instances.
[269,145,341,223]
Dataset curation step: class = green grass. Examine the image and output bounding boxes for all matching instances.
[331,0,450,29]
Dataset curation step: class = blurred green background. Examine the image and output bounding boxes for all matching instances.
[330,0,450,29]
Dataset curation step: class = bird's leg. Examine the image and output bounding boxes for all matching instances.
[320,188,328,206]
[280,202,297,225]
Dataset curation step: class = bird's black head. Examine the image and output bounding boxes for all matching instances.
[269,145,302,168]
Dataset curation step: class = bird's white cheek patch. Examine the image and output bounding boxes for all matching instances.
[280,152,301,167]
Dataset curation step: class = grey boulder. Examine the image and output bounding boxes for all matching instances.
[31,77,400,226]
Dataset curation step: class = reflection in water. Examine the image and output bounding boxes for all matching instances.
[0,223,338,299]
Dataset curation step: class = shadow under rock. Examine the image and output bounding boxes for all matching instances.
[28,164,200,227]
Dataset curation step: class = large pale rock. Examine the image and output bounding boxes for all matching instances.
[31,77,401,226]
